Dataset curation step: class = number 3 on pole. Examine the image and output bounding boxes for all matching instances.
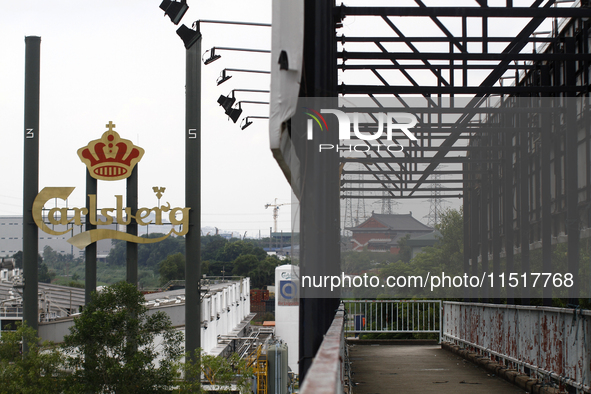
[188,129,197,139]
[25,128,34,139]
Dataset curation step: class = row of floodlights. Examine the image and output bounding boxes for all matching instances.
[159,0,270,128]
[159,0,200,49]
[217,89,269,128]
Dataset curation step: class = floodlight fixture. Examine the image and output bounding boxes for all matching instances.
[240,118,253,130]
[229,101,268,124]
[217,68,270,85]
[159,0,189,25]
[217,92,236,112]
[225,103,243,123]
[216,70,232,85]
[203,46,271,65]
[218,90,269,123]
[217,89,267,111]
[203,48,221,65]
[176,24,201,49]
[240,116,269,130]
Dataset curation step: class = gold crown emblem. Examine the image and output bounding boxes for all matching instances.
[77,122,144,181]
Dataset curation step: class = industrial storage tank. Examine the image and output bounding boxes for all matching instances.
[267,340,289,394]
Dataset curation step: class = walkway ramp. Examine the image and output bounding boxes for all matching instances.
[350,344,524,394]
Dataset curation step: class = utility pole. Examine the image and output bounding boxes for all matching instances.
[183,24,202,375]
[23,36,41,336]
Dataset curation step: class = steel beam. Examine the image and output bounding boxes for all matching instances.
[339,85,588,95]
[338,51,591,62]
[540,69,552,305]
[519,112,530,304]
[339,6,591,18]
[565,37,580,305]
[342,194,463,199]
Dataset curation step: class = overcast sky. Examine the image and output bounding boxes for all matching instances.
[1,0,294,238]
[3,0,557,238]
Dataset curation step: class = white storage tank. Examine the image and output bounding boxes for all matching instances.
[274,264,299,375]
[267,341,289,394]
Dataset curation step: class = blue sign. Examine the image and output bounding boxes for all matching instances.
[279,280,298,306]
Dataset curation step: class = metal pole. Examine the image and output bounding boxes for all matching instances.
[470,184,480,302]
[85,173,97,304]
[504,126,515,305]
[462,164,471,302]
[539,79,552,305]
[491,162,501,302]
[480,166,489,302]
[23,36,41,334]
[127,166,138,286]
[185,27,202,376]
[565,38,579,305]
[519,113,530,304]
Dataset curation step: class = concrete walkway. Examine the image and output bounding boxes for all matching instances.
[349,344,526,393]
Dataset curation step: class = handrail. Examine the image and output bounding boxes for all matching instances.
[299,304,348,394]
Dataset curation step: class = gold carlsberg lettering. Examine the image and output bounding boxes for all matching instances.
[33,187,189,249]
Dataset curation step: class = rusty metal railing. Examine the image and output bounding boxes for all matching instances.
[443,301,591,393]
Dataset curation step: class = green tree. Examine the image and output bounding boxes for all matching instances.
[177,349,254,394]
[139,235,185,270]
[201,235,228,261]
[206,261,233,277]
[218,241,266,263]
[232,254,260,277]
[38,252,54,284]
[378,208,464,298]
[249,256,281,289]
[11,251,23,269]
[411,208,463,277]
[0,323,66,394]
[397,234,412,263]
[43,245,60,266]
[63,281,183,393]
[107,234,185,269]
[158,252,185,285]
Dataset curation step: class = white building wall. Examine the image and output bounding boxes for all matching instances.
[199,277,251,354]
[39,278,252,357]
[0,215,115,258]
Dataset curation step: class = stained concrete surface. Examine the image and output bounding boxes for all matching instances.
[349,344,526,393]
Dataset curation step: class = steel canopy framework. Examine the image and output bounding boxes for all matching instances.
[334,0,591,303]
[285,0,591,384]
[339,0,589,195]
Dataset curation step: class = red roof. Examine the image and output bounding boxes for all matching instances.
[347,213,433,232]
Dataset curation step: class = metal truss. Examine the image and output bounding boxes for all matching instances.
[335,0,591,306]
[337,0,591,201]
